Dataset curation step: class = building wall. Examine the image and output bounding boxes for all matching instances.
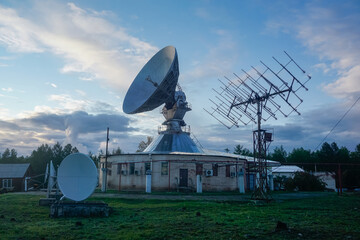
[100,153,245,192]
[0,177,24,192]
[0,166,32,192]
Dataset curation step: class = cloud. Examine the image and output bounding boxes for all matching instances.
[16,93,120,117]
[0,7,44,52]
[324,65,360,99]
[24,110,135,143]
[296,6,360,98]
[48,94,87,112]
[1,87,13,92]
[0,2,158,93]
[0,119,20,130]
[0,63,9,67]
[183,29,239,81]
[0,88,140,155]
[0,109,138,156]
[266,2,360,99]
[313,63,331,74]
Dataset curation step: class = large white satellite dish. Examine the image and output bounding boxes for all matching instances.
[123,45,179,114]
[122,45,197,153]
[57,153,98,202]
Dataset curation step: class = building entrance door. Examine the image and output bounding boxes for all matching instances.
[179,169,188,187]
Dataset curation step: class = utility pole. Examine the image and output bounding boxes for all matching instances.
[102,127,110,192]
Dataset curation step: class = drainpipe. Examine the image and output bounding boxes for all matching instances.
[101,161,107,192]
[196,174,202,193]
[24,177,30,192]
[238,169,245,194]
[168,160,171,191]
[146,154,152,193]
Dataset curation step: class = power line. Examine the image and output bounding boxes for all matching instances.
[314,96,360,151]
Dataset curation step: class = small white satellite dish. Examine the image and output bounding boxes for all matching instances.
[123,45,179,114]
[57,153,98,202]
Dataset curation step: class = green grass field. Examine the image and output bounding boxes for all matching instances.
[0,192,359,239]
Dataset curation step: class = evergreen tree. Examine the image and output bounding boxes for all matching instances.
[270,146,287,163]
[112,147,122,155]
[233,144,252,156]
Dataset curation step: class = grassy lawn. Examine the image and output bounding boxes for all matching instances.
[0,192,359,239]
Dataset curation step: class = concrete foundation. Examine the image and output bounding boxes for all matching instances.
[39,194,62,206]
[39,198,56,206]
[50,201,112,218]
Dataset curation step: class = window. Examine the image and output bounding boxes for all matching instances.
[226,165,231,177]
[212,164,218,176]
[145,162,151,172]
[2,179,12,188]
[161,162,168,175]
[196,163,203,175]
[107,170,112,176]
[129,163,135,175]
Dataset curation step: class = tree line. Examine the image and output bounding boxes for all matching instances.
[0,142,124,183]
[232,142,360,164]
[232,142,360,189]
[2,140,359,188]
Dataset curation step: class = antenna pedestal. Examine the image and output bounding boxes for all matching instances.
[161,90,191,133]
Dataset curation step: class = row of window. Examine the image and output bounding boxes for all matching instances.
[110,162,169,176]
[108,162,237,178]
[197,164,234,177]
[2,179,12,188]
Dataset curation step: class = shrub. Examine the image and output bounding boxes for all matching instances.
[284,172,326,191]
[273,176,287,190]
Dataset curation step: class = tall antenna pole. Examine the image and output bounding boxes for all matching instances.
[102,127,110,192]
[205,51,311,201]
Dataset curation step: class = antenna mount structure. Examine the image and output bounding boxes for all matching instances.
[205,51,311,201]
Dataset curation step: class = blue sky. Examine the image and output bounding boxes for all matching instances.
[0,0,359,156]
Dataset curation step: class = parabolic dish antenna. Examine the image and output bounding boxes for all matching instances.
[123,45,179,114]
[57,153,98,202]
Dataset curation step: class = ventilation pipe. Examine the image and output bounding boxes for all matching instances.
[238,168,245,194]
[196,175,202,193]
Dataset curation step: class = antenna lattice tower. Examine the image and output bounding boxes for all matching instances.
[205,51,311,201]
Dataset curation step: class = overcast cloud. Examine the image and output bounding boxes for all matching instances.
[0,110,136,155]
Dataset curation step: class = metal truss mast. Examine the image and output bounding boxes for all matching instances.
[205,51,311,201]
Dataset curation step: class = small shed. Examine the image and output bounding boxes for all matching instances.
[0,163,31,192]
[272,165,304,178]
[314,172,336,191]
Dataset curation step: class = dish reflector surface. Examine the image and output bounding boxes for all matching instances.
[58,153,98,202]
[123,45,179,114]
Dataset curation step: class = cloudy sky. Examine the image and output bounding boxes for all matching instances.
[0,0,359,156]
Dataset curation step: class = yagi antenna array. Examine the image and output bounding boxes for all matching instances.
[205,51,311,129]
